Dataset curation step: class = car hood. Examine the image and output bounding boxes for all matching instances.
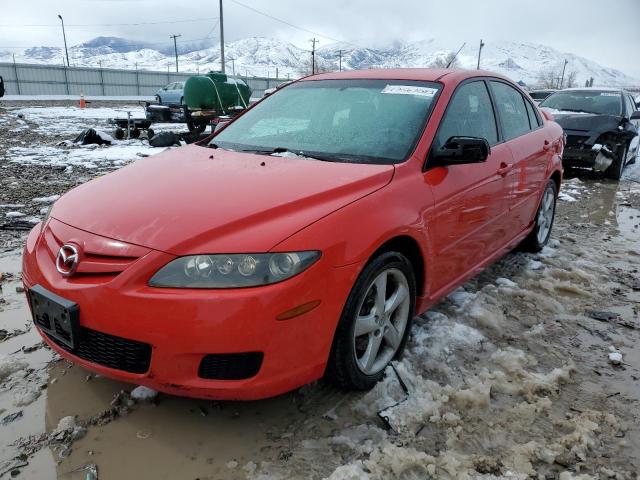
[545,110,623,132]
[51,145,395,254]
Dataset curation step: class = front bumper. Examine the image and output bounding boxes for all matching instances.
[22,220,362,400]
[562,132,599,168]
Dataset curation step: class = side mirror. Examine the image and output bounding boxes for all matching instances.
[432,136,491,165]
[631,110,640,120]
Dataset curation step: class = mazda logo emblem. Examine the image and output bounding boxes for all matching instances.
[56,244,80,276]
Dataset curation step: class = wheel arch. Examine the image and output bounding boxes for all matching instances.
[368,234,426,300]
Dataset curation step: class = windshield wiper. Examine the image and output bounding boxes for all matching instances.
[239,147,289,154]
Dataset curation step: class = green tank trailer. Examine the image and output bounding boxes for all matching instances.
[183,72,252,133]
[144,71,252,135]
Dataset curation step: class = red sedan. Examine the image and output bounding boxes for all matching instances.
[22,69,563,400]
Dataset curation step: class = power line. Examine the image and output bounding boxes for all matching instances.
[0,16,219,28]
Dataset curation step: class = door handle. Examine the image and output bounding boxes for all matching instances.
[497,162,513,176]
[543,140,551,151]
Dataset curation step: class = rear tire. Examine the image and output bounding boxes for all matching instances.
[605,143,628,180]
[326,252,415,391]
[113,127,125,140]
[521,179,557,253]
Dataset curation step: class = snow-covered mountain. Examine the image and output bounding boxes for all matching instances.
[1,36,637,87]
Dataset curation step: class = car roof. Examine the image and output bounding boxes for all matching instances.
[301,68,516,85]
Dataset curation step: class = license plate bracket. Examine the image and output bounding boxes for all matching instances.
[29,285,80,350]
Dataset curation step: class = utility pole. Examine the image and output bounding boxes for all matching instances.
[310,38,318,75]
[219,0,225,73]
[228,57,236,76]
[476,39,485,70]
[338,50,342,71]
[169,34,181,72]
[57,15,70,67]
[559,59,568,89]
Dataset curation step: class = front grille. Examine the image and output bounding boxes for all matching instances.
[47,327,152,374]
[198,352,263,380]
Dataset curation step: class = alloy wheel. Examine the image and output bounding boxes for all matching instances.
[353,268,411,375]
[536,185,555,244]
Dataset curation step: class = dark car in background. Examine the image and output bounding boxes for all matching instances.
[155,81,185,106]
[540,88,640,179]
[528,89,557,103]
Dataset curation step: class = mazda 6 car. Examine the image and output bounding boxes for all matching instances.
[22,69,564,400]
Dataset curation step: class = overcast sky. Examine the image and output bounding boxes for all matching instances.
[1,0,638,77]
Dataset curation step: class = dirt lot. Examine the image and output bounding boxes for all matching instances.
[1,101,639,479]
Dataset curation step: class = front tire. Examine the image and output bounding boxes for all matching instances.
[605,143,628,180]
[326,252,415,390]
[521,179,557,252]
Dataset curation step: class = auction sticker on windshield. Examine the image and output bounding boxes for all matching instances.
[381,85,438,97]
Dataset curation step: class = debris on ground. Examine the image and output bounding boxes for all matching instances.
[73,128,113,146]
[148,131,181,147]
[608,348,623,365]
[130,385,159,402]
[1,411,23,426]
[585,309,620,322]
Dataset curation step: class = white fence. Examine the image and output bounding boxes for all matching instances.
[0,62,289,98]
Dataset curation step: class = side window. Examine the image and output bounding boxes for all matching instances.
[524,99,541,129]
[434,81,498,148]
[490,81,531,140]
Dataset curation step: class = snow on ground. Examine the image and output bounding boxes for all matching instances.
[7,105,184,137]
[558,178,587,202]
[6,142,161,170]
[1,105,185,170]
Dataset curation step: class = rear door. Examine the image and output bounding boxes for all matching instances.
[425,79,514,294]
[489,80,550,232]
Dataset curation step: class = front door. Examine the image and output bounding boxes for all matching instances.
[424,80,513,294]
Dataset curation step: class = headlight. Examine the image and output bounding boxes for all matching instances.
[148,251,321,288]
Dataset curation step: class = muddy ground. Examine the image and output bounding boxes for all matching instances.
[0,101,639,479]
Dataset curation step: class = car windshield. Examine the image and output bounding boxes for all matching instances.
[209,79,441,164]
[540,90,622,115]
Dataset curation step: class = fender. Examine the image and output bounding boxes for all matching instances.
[272,167,435,298]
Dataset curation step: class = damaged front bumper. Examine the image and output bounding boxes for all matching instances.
[562,131,621,172]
